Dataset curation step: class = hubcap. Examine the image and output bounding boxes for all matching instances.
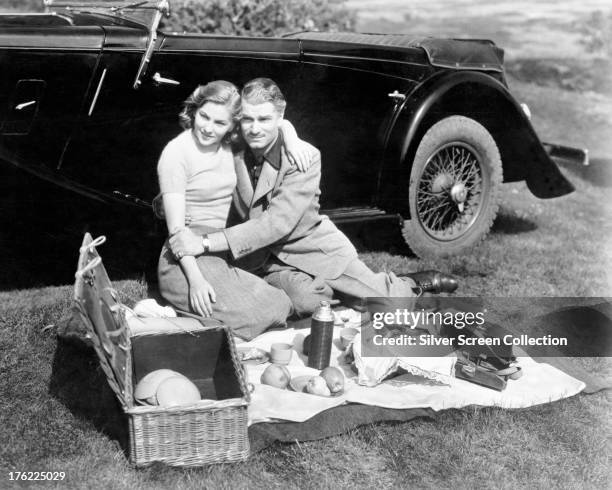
[415,142,486,241]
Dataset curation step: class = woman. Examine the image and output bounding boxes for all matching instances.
[157,80,306,340]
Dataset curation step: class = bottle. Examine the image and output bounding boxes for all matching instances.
[307,301,335,369]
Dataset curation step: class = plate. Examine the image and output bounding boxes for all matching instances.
[237,346,270,365]
[156,375,201,407]
[289,375,343,397]
[134,369,182,401]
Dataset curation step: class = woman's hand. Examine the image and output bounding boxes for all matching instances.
[188,272,217,317]
[286,139,314,172]
[280,119,314,172]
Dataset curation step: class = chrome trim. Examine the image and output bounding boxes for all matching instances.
[15,100,36,110]
[520,102,531,120]
[388,90,406,101]
[152,72,180,85]
[88,67,107,116]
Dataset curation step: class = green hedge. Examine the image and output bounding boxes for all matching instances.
[161,0,356,36]
[1,0,356,36]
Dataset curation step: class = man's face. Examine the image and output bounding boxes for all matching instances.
[240,100,283,150]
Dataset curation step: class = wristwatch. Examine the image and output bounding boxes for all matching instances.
[201,234,211,254]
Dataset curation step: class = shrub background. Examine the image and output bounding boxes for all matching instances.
[0,0,356,35]
[160,0,356,36]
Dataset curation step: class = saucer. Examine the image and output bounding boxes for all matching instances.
[289,375,343,397]
[237,347,270,365]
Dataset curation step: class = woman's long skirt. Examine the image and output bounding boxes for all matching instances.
[158,241,292,340]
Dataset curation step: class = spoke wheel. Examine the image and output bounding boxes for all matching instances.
[416,142,486,241]
[402,116,502,257]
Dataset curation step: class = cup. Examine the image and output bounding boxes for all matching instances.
[270,343,293,365]
[340,327,359,349]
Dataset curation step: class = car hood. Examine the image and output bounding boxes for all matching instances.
[285,32,504,72]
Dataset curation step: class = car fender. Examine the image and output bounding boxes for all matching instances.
[377,70,574,215]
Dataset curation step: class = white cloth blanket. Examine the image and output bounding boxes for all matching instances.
[238,324,586,426]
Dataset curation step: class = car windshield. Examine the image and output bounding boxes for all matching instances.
[44,0,162,27]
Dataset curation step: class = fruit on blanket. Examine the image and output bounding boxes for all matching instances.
[320,366,344,393]
[306,376,331,396]
[261,364,291,389]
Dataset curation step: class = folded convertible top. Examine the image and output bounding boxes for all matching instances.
[285,32,504,72]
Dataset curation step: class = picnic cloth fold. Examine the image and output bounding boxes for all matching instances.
[249,405,435,452]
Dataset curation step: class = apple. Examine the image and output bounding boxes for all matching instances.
[306,376,331,396]
[260,364,291,389]
[320,366,344,393]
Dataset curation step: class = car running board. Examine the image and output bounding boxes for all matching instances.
[324,206,401,224]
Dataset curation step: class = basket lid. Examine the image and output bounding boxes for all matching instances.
[73,233,132,409]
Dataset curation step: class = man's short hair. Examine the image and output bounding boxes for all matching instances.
[241,78,287,114]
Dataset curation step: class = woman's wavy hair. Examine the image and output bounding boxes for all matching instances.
[178,80,241,130]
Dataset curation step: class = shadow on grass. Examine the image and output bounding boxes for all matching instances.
[491,211,538,235]
[559,157,612,188]
[48,337,131,458]
[520,300,612,357]
[339,220,415,256]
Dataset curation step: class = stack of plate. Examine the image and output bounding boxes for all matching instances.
[134,369,201,407]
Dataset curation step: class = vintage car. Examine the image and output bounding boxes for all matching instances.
[0,0,580,258]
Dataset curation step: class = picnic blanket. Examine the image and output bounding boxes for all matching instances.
[57,296,610,454]
[245,300,612,451]
[237,318,586,426]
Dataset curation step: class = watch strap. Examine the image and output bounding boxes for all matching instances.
[202,235,210,253]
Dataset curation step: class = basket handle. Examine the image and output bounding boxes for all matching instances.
[75,256,102,278]
[79,235,107,254]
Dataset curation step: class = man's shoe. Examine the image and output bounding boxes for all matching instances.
[402,270,459,294]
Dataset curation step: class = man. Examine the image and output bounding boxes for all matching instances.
[170,78,456,316]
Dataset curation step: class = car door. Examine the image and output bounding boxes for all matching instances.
[0,26,103,175]
[294,39,428,209]
[61,30,301,205]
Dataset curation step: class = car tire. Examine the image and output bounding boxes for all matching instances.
[402,115,503,257]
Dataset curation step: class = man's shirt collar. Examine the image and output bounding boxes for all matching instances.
[264,132,283,170]
[247,132,282,170]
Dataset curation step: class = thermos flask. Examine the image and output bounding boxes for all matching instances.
[307,300,335,369]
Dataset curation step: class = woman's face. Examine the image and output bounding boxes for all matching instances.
[191,101,235,148]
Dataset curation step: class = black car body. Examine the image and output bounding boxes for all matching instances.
[0,1,577,257]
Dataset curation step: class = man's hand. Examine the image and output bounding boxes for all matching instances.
[169,228,205,259]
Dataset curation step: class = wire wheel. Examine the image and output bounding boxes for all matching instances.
[415,142,486,241]
[402,116,503,257]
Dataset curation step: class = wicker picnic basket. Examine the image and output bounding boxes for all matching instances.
[72,233,251,467]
